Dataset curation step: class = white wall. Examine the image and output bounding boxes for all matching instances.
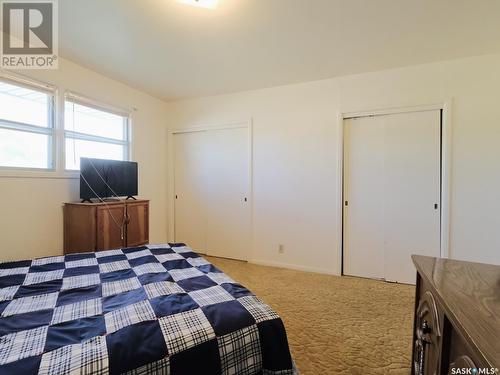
[167,53,500,273]
[0,58,170,261]
[2,53,499,270]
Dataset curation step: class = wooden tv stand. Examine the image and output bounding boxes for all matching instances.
[64,199,149,254]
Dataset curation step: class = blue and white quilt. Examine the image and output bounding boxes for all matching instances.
[0,244,295,375]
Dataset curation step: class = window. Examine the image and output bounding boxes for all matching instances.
[0,76,131,175]
[0,79,55,169]
[64,95,130,170]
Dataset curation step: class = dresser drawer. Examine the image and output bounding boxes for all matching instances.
[446,323,488,375]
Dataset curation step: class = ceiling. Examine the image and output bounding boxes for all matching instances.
[59,0,500,101]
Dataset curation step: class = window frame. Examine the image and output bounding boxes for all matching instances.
[0,72,133,179]
[63,92,132,172]
[0,74,57,174]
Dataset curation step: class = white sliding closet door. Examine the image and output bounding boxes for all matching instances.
[343,116,386,280]
[343,110,441,284]
[174,127,249,261]
[382,111,441,283]
[174,131,209,253]
[204,128,249,260]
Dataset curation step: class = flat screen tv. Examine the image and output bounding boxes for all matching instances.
[80,158,138,202]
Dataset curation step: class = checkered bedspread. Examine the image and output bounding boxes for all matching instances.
[0,244,295,375]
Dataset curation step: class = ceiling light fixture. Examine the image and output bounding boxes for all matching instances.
[176,0,218,9]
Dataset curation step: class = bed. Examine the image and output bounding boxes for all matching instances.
[0,243,295,374]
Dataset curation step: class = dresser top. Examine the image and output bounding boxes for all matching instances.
[412,255,500,368]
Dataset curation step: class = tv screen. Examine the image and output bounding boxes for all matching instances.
[80,158,138,201]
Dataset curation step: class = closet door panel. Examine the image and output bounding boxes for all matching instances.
[383,110,441,284]
[173,132,209,253]
[205,127,249,261]
[343,116,386,279]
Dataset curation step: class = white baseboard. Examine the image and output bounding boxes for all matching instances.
[249,259,339,276]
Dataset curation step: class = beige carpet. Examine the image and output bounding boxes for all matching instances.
[206,256,415,375]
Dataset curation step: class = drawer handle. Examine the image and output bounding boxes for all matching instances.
[417,292,441,337]
[414,320,432,375]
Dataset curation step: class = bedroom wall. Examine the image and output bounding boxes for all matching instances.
[0,58,170,262]
[167,53,500,273]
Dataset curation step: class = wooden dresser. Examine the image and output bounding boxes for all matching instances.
[64,199,149,254]
[412,256,500,375]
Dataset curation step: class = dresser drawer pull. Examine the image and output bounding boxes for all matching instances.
[414,320,432,375]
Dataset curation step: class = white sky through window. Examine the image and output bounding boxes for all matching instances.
[0,81,51,169]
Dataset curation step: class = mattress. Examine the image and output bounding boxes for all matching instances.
[0,243,295,374]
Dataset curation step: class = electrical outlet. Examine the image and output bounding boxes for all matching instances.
[278,244,284,254]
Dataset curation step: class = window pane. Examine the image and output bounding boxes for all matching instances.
[65,101,125,140]
[0,128,49,168]
[0,81,49,127]
[65,138,125,170]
